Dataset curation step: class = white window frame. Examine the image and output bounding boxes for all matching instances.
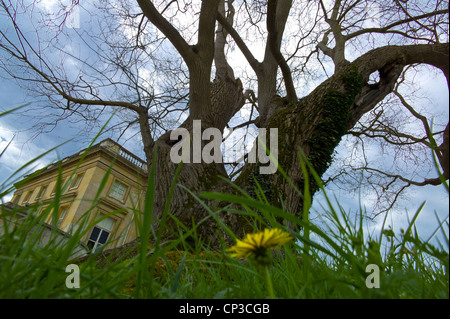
[21,190,32,205]
[69,173,84,190]
[57,205,69,227]
[35,185,48,200]
[50,178,66,197]
[87,216,115,252]
[108,180,128,202]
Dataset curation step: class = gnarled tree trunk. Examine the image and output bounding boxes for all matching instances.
[145,43,449,247]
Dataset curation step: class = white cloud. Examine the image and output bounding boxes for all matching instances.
[0,120,59,200]
[37,0,60,12]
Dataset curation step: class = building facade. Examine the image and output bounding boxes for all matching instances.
[7,139,148,254]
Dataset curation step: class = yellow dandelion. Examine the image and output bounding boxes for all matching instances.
[228,228,292,264]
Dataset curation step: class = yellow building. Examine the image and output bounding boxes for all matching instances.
[7,138,148,253]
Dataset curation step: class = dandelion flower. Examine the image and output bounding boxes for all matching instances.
[228,228,292,265]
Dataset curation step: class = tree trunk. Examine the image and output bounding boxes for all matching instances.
[143,41,448,248]
[145,76,245,247]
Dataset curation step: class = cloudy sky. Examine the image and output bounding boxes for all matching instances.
[311,66,449,248]
[0,1,448,250]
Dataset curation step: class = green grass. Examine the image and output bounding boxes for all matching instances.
[0,111,448,299]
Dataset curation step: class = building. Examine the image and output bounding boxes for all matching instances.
[4,138,148,254]
[0,201,90,259]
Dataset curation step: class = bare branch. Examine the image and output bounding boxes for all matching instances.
[345,8,449,41]
[266,0,297,102]
[216,11,261,74]
[136,0,195,65]
[214,0,235,80]
[355,166,443,187]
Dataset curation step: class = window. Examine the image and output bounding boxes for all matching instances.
[12,192,22,204]
[35,185,48,200]
[108,180,128,201]
[50,179,66,197]
[21,190,32,205]
[42,205,69,226]
[87,217,115,252]
[50,185,56,196]
[57,206,69,227]
[69,173,84,190]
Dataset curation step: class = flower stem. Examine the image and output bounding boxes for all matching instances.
[264,266,275,299]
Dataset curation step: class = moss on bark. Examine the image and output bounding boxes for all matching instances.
[304,65,363,193]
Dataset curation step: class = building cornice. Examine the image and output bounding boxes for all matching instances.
[14,139,148,189]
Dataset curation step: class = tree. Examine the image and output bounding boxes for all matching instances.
[1,0,448,246]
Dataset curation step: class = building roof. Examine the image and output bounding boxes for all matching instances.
[15,138,148,188]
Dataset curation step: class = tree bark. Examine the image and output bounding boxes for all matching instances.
[147,43,449,246]
[139,0,247,246]
[149,76,245,247]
